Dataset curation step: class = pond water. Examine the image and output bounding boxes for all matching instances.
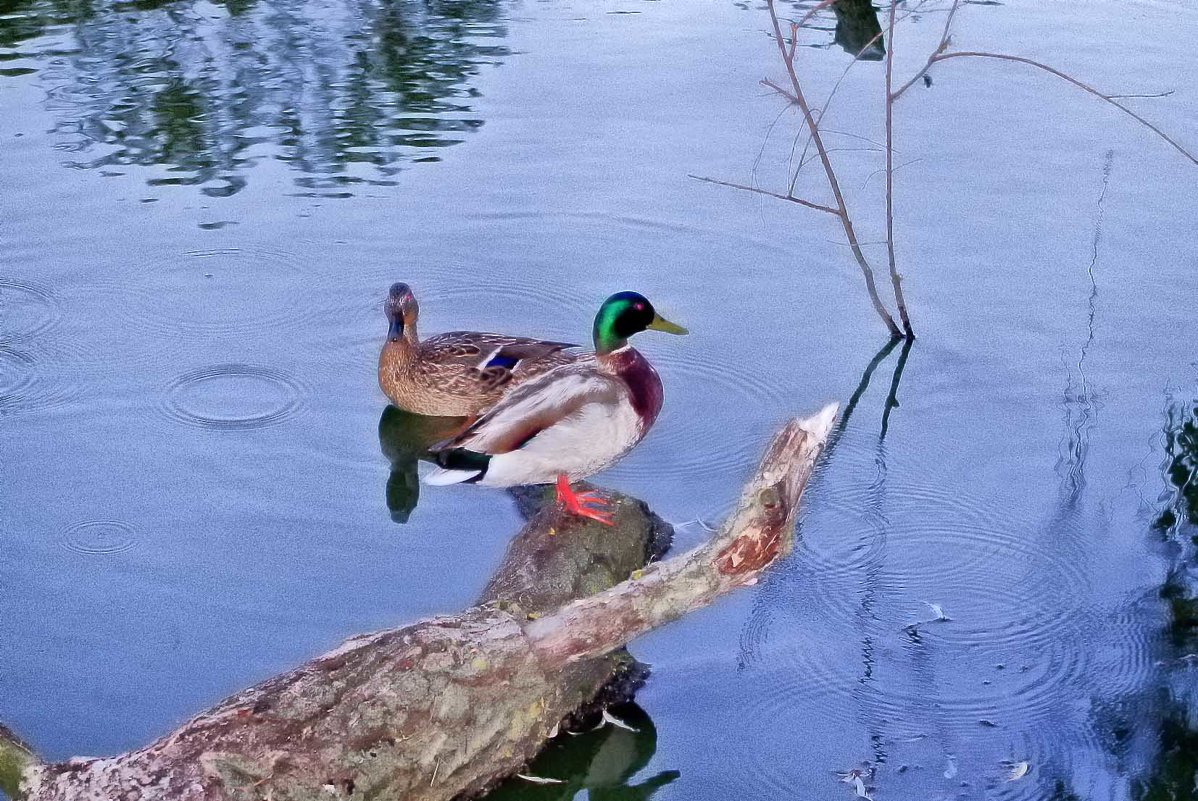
[2,0,1198,798]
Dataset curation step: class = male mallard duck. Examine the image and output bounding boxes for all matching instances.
[378,282,584,417]
[424,291,687,524]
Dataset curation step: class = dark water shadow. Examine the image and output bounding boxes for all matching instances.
[377,404,468,523]
[832,0,885,61]
[826,335,912,454]
[483,703,679,801]
[0,0,508,197]
[1131,394,1198,799]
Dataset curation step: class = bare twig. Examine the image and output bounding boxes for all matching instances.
[785,0,927,195]
[903,50,1198,167]
[688,174,840,215]
[765,0,903,338]
[796,0,840,30]
[890,0,960,100]
[1107,90,1175,99]
[884,0,914,336]
[862,157,922,191]
[787,29,886,196]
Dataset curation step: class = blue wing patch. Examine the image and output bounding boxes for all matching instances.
[484,353,520,370]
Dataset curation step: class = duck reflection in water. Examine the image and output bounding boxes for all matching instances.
[483,703,679,801]
[377,405,470,523]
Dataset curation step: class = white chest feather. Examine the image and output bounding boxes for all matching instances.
[479,396,644,487]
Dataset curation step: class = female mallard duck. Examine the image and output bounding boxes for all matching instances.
[424,291,687,525]
[378,282,584,417]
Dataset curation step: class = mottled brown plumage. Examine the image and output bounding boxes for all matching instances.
[377,283,583,417]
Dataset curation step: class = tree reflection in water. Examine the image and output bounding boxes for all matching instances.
[1136,396,1198,801]
[0,0,507,195]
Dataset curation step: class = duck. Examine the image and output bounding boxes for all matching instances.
[378,282,585,417]
[424,291,687,525]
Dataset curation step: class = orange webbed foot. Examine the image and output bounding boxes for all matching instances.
[554,474,615,526]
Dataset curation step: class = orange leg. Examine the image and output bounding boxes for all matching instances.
[555,474,614,526]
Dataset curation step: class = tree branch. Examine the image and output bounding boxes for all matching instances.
[890,0,960,100]
[884,0,914,336]
[765,0,903,338]
[527,404,837,668]
[688,174,840,216]
[912,51,1198,167]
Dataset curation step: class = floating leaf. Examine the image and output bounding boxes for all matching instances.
[924,602,951,621]
[1005,761,1030,781]
[516,773,564,785]
[835,767,874,800]
[601,709,639,732]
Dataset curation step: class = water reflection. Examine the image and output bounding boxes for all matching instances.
[484,703,679,801]
[1081,395,1198,800]
[0,0,507,195]
[377,404,467,523]
[826,336,911,452]
[1135,395,1198,799]
[782,0,885,60]
[832,0,884,61]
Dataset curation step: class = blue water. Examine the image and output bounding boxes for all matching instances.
[2,0,1197,798]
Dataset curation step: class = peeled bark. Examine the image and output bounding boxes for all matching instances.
[10,404,835,801]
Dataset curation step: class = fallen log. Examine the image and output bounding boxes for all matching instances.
[4,403,835,801]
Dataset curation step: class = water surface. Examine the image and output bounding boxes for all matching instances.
[2,0,1198,799]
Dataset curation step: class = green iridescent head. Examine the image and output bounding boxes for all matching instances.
[592,291,687,354]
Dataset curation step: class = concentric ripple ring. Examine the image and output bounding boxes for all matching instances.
[161,364,306,430]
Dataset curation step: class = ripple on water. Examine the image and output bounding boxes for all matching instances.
[418,278,596,338]
[727,636,922,798]
[59,520,140,555]
[859,632,1091,733]
[0,278,62,342]
[1082,593,1162,699]
[97,248,328,338]
[729,626,1093,800]
[739,638,861,733]
[608,350,793,481]
[995,710,1111,801]
[781,472,1091,645]
[0,346,81,415]
[159,364,306,430]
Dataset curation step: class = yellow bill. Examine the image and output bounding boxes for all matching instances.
[647,314,688,335]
